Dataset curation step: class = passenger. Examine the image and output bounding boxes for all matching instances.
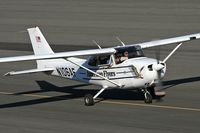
[120,51,129,62]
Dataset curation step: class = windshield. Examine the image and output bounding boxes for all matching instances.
[114,45,144,64]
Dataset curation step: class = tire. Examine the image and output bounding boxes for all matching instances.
[144,92,152,104]
[84,94,94,106]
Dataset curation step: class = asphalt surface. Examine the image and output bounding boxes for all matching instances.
[0,0,200,133]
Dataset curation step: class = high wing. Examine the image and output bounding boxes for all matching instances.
[131,33,200,48]
[0,48,116,63]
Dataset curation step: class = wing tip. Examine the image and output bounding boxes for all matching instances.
[3,72,13,76]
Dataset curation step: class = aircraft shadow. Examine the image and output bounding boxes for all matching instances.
[0,81,144,109]
[0,76,200,109]
[0,82,90,109]
[162,76,200,90]
[20,80,145,101]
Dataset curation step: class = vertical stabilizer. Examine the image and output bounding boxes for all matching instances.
[27,27,54,55]
[27,27,59,69]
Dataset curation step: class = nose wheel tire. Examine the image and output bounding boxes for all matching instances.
[84,94,94,106]
[144,92,152,104]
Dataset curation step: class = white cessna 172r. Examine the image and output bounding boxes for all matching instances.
[0,27,199,106]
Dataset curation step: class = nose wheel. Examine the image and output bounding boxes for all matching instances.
[141,85,153,104]
[144,91,152,103]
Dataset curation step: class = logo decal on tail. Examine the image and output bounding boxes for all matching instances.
[35,36,41,43]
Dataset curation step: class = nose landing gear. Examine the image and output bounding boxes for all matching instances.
[143,89,153,104]
[142,85,166,104]
[141,84,153,104]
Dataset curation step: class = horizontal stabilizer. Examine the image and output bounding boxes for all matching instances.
[4,68,54,76]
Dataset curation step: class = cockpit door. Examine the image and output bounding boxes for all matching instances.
[88,54,115,68]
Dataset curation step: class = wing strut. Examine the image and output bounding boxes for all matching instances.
[163,43,182,63]
[66,58,122,88]
[92,40,102,49]
[116,36,126,46]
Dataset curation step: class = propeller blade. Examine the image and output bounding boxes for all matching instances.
[155,46,160,64]
[155,69,166,96]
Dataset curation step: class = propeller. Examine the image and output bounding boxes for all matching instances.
[151,43,183,98]
[153,46,166,97]
[146,43,182,100]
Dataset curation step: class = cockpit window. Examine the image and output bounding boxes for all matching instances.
[88,45,144,66]
[114,45,144,64]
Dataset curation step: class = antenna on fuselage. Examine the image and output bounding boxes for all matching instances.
[92,40,102,49]
[116,36,125,46]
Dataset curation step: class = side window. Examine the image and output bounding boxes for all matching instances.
[88,55,111,66]
[88,56,98,66]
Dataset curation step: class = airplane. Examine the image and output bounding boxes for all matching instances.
[0,27,199,106]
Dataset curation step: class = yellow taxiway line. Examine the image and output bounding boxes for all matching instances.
[0,91,52,98]
[0,91,200,112]
[102,100,200,112]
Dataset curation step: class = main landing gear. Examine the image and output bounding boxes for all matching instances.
[84,87,106,106]
[84,94,94,106]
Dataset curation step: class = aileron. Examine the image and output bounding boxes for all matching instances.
[131,33,200,48]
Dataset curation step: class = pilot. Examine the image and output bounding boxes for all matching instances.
[115,56,121,64]
[120,51,129,62]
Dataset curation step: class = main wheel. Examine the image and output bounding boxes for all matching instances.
[144,92,152,104]
[84,94,94,106]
